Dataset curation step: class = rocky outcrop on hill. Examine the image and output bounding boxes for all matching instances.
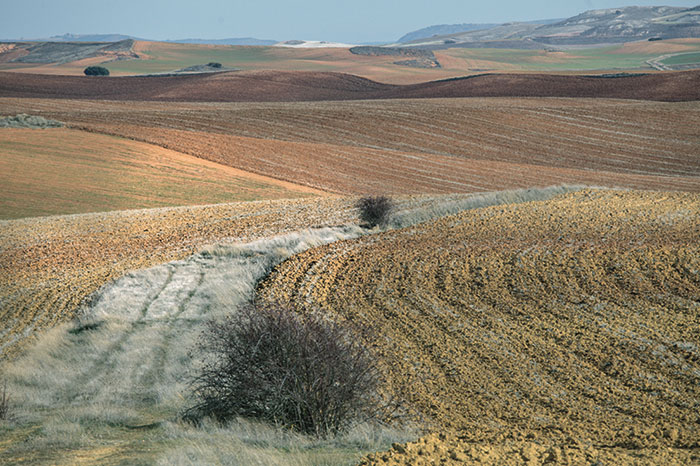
[8,39,138,64]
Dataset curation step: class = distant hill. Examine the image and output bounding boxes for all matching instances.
[398,19,560,43]
[7,39,138,64]
[1,33,277,47]
[398,24,500,43]
[166,38,278,46]
[533,6,700,45]
[399,5,700,49]
[40,33,143,42]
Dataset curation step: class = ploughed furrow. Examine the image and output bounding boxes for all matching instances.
[258,189,700,463]
[1,97,697,195]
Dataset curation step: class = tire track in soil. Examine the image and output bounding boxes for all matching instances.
[63,265,175,403]
[136,269,206,398]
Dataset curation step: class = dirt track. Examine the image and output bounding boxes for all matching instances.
[258,189,700,465]
[0,194,464,360]
[1,98,698,195]
[1,69,700,102]
[0,197,358,360]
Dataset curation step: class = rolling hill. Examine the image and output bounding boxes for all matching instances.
[2,95,698,197]
[3,37,700,81]
[400,5,700,49]
[0,127,320,219]
[1,7,699,463]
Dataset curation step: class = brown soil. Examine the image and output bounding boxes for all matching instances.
[257,189,700,465]
[1,69,700,102]
[1,98,697,195]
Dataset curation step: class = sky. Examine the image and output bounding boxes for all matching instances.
[1,0,699,43]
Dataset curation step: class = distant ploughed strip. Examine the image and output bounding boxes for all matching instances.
[1,69,700,102]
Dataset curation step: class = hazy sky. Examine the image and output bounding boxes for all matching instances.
[2,0,699,43]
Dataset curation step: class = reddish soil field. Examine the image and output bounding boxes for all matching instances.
[1,69,700,102]
[1,97,697,195]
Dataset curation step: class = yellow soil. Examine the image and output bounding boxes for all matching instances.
[0,194,454,361]
[0,127,322,219]
[258,189,700,464]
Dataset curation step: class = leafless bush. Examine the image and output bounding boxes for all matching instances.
[185,302,389,437]
[356,196,394,228]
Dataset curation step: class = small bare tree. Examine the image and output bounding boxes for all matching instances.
[356,196,394,228]
[185,302,390,437]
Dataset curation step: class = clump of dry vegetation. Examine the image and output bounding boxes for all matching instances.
[357,196,394,228]
[0,380,9,421]
[185,302,389,437]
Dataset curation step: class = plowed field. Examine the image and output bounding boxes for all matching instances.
[0,193,468,361]
[1,98,698,195]
[257,189,700,464]
[2,69,700,101]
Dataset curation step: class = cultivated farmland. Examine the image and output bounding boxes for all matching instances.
[1,189,572,463]
[1,29,699,465]
[258,189,700,465]
[2,69,700,102]
[1,97,698,195]
[0,196,358,360]
[3,39,700,82]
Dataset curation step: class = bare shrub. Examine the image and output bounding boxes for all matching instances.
[356,196,394,228]
[185,302,389,437]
